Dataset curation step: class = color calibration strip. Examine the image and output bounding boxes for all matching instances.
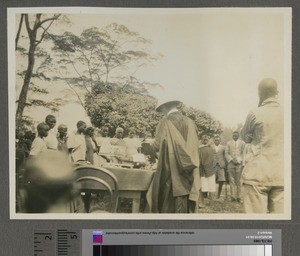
[34,229,279,255]
[93,231,103,256]
[100,245,272,256]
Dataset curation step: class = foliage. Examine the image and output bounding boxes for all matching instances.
[85,87,223,138]
[15,115,35,139]
[179,105,223,138]
[50,23,159,107]
[220,123,244,145]
[85,89,162,137]
[15,16,223,140]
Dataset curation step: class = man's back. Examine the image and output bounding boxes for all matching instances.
[241,98,283,186]
[153,111,191,151]
[248,99,283,154]
[167,111,189,141]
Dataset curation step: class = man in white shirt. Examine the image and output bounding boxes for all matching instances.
[67,121,87,162]
[44,115,58,150]
[225,131,245,202]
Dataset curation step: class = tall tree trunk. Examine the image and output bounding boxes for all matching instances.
[15,14,24,50]
[15,14,59,127]
[16,42,36,126]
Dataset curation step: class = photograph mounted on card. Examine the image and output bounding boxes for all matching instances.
[8,7,291,219]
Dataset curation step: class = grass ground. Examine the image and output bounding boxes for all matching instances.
[199,184,245,214]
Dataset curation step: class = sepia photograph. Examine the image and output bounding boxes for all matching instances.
[8,7,291,219]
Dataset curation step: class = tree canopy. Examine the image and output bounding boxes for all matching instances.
[50,23,159,109]
[85,85,223,138]
[15,15,223,139]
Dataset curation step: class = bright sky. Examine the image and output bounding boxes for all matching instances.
[13,8,291,129]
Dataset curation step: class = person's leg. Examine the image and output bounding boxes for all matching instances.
[243,184,269,213]
[207,174,216,200]
[159,179,175,213]
[268,186,284,213]
[216,166,226,199]
[235,164,243,202]
[189,168,201,211]
[188,200,197,213]
[198,190,206,208]
[217,182,224,198]
[175,195,188,213]
[227,163,236,200]
[200,176,208,199]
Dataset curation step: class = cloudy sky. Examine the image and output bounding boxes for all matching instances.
[11,7,291,129]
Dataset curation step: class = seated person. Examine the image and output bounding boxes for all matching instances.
[141,131,156,164]
[19,151,79,213]
[110,127,127,163]
[110,127,126,146]
[124,127,146,168]
[124,128,142,158]
[95,125,111,147]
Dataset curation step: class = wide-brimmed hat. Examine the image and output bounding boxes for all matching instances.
[155,98,181,112]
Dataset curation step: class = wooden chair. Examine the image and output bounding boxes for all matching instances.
[74,166,119,213]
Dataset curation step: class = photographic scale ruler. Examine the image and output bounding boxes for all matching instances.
[33,229,280,256]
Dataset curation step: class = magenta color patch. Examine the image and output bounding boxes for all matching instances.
[93,231,103,243]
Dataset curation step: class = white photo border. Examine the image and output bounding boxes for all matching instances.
[8,7,292,220]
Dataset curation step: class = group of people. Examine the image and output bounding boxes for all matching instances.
[147,78,283,214]
[16,78,284,215]
[16,118,154,213]
[197,131,250,208]
[17,116,153,169]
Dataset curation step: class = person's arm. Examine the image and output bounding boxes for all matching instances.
[242,144,248,166]
[151,119,165,151]
[224,142,233,163]
[66,134,75,153]
[136,138,142,153]
[241,111,256,141]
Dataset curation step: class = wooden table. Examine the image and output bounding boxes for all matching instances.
[104,165,155,213]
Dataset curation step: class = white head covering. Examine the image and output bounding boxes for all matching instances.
[155,98,181,112]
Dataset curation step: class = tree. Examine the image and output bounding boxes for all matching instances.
[50,23,160,109]
[85,88,162,137]
[85,85,223,138]
[179,105,223,138]
[15,14,24,50]
[16,14,60,127]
